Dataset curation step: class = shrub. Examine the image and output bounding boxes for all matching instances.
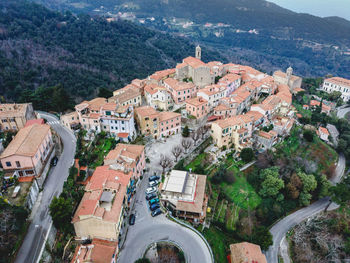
[240,148,254,163]
[303,129,314,142]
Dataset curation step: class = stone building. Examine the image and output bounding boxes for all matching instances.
[273,67,302,92]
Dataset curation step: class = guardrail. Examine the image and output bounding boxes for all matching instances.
[167,213,214,263]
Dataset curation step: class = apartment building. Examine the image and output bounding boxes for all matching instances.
[148,68,176,86]
[321,77,350,102]
[71,239,118,263]
[0,103,36,131]
[72,165,132,241]
[186,97,208,119]
[197,85,226,109]
[161,170,208,223]
[104,144,145,179]
[163,78,197,105]
[60,111,80,131]
[217,73,242,96]
[144,84,174,110]
[100,103,136,142]
[110,85,142,107]
[134,106,181,139]
[0,123,53,178]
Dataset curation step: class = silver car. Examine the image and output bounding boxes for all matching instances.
[145,186,157,194]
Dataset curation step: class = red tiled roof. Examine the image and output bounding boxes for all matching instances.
[25,118,45,127]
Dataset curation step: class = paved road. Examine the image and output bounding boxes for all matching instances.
[15,112,76,263]
[118,141,212,263]
[337,106,350,118]
[265,153,346,263]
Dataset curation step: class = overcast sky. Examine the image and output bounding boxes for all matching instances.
[268,0,350,20]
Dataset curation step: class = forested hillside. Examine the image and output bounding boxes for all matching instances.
[0,0,224,108]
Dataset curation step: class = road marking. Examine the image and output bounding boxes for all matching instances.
[47,121,60,125]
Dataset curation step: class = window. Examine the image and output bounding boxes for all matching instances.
[145,117,149,121]
[2,119,7,123]
[16,161,21,168]
[6,162,11,167]
[122,121,124,124]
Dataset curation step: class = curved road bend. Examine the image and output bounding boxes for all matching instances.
[117,169,212,263]
[337,106,350,119]
[265,153,346,263]
[15,112,76,263]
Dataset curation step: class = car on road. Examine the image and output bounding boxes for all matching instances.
[146,192,157,200]
[151,208,162,217]
[148,198,159,206]
[150,203,160,211]
[148,180,159,187]
[145,187,157,195]
[51,156,58,166]
[129,214,135,225]
[149,175,160,182]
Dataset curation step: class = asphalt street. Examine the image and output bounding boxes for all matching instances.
[15,112,76,263]
[265,153,346,263]
[118,140,212,263]
[337,106,350,118]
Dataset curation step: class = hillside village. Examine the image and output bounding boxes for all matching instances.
[1,46,350,263]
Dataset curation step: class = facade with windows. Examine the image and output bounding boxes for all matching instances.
[0,103,36,131]
[0,123,53,178]
[321,77,350,102]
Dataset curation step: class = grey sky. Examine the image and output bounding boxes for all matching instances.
[268,0,350,20]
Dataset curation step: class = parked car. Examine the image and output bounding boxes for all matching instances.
[148,180,159,187]
[148,198,159,206]
[149,175,160,182]
[150,203,160,211]
[152,208,162,217]
[51,156,58,166]
[129,214,135,225]
[146,192,157,200]
[145,187,157,195]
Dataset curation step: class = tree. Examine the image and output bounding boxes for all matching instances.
[171,145,183,162]
[49,196,73,233]
[98,87,113,98]
[240,148,254,163]
[191,130,201,145]
[251,226,273,251]
[198,125,209,140]
[256,150,274,169]
[182,125,190,137]
[259,174,284,199]
[286,173,303,199]
[317,175,331,198]
[223,170,235,184]
[134,258,151,263]
[303,129,314,142]
[298,172,317,206]
[330,176,350,206]
[159,155,172,174]
[181,138,193,153]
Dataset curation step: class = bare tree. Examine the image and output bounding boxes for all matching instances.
[191,129,201,145]
[181,138,193,153]
[159,155,172,174]
[198,125,209,140]
[171,145,183,162]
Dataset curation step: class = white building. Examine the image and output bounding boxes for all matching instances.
[144,84,174,110]
[100,103,136,142]
[321,77,350,102]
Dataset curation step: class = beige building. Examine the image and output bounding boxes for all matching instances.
[72,165,131,240]
[0,123,53,178]
[110,85,142,107]
[273,67,302,92]
[230,242,267,263]
[60,111,80,131]
[161,170,207,223]
[0,103,35,131]
[144,84,174,110]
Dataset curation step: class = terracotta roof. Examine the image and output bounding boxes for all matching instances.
[319,126,329,135]
[186,97,208,107]
[105,144,144,163]
[183,56,206,68]
[159,111,181,122]
[245,110,264,121]
[219,73,241,83]
[111,86,141,104]
[1,124,51,158]
[164,78,195,91]
[258,130,277,139]
[230,242,267,263]
[25,119,44,127]
[176,174,207,214]
[325,77,350,87]
[71,239,118,263]
[118,133,129,138]
[149,68,176,81]
[101,103,117,111]
[310,100,320,107]
[134,106,158,118]
[214,104,230,111]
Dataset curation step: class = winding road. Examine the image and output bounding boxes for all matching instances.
[265,153,346,263]
[118,139,213,263]
[337,106,350,119]
[15,112,76,263]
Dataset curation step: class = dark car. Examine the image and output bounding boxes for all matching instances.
[129,214,135,225]
[149,175,160,182]
[146,192,157,200]
[151,208,162,217]
[51,156,58,166]
[150,203,160,211]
